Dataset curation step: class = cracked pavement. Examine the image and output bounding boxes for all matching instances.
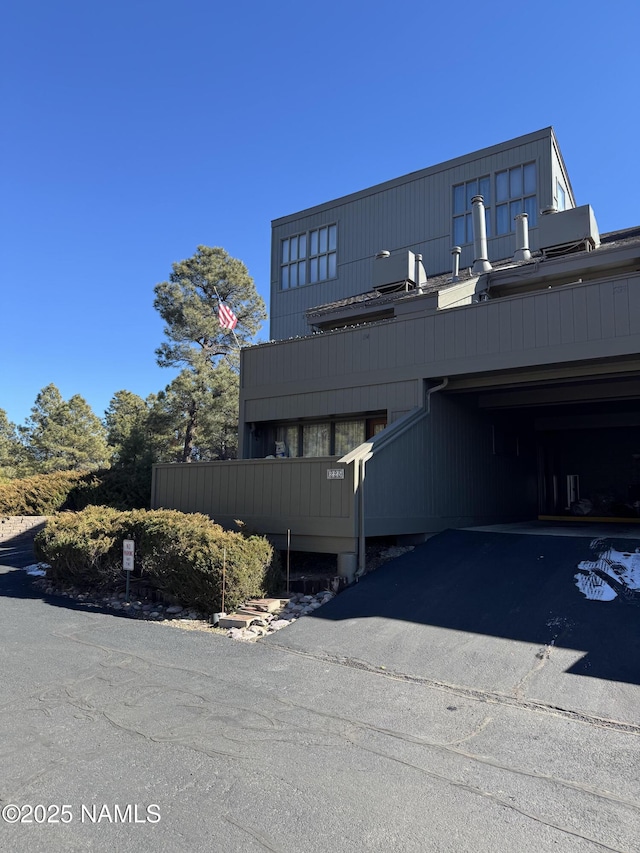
[1,533,639,852]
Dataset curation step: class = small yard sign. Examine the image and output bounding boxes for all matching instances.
[123,539,135,571]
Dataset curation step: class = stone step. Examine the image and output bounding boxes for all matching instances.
[244,598,282,613]
[218,613,258,630]
[236,606,272,619]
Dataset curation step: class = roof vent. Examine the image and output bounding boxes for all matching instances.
[513,213,531,262]
[538,204,600,258]
[451,246,461,282]
[471,196,492,274]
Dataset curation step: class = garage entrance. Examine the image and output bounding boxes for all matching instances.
[447,365,640,523]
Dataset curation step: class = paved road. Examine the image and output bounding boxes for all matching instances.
[1,537,639,852]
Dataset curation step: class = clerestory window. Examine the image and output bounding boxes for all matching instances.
[281,224,337,289]
[495,163,537,235]
[453,176,491,246]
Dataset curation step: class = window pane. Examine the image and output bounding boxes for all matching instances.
[509,167,522,198]
[281,265,289,289]
[290,263,298,287]
[557,182,566,211]
[309,257,318,283]
[328,224,337,251]
[479,176,490,204]
[496,204,509,235]
[453,216,465,245]
[298,233,307,258]
[302,423,330,457]
[319,227,328,253]
[453,184,465,214]
[524,162,536,195]
[290,236,298,261]
[277,425,299,457]
[485,207,491,238]
[328,252,336,278]
[510,199,523,223]
[466,180,478,209]
[298,261,306,286]
[496,171,508,202]
[466,212,474,244]
[524,196,537,226]
[335,421,365,456]
[310,229,318,256]
[319,254,327,280]
[281,239,289,264]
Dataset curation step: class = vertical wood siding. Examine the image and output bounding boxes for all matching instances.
[151,458,357,549]
[270,132,553,339]
[243,275,640,422]
[363,394,537,534]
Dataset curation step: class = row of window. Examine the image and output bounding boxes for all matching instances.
[453,163,538,245]
[281,224,337,289]
[275,417,386,458]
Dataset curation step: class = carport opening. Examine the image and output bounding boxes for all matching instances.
[472,386,640,522]
[537,413,640,520]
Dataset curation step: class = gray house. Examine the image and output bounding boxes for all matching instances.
[152,128,640,573]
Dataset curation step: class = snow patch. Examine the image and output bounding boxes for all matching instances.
[575,544,640,601]
[23,563,49,577]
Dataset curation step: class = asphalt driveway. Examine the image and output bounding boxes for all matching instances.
[268,529,640,725]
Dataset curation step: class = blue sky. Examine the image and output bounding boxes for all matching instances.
[2,0,639,427]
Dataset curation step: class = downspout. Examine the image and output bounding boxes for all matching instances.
[426,377,449,411]
[357,456,367,577]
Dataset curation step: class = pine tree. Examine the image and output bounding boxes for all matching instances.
[148,364,239,463]
[153,246,265,461]
[20,384,110,473]
[105,390,154,468]
[153,245,266,370]
[0,409,23,480]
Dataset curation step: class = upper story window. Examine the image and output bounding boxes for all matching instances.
[281,224,337,289]
[453,177,491,245]
[556,180,566,211]
[495,163,537,235]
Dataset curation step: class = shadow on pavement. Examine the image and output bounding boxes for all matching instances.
[0,543,137,620]
[296,530,640,686]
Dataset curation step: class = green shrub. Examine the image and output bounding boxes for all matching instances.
[34,507,279,613]
[0,468,151,516]
[0,471,86,515]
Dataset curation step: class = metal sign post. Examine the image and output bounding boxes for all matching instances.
[123,539,135,603]
[286,528,291,595]
[221,547,226,615]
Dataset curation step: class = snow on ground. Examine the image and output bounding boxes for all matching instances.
[22,564,49,577]
[575,542,640,601]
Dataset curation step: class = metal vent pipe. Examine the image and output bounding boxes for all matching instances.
[451,246,461,282]
[513,213,531,262]
[471,195,492,274]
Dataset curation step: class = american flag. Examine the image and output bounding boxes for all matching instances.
[218,302,238,331]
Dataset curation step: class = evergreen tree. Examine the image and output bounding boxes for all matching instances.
[20,384,110,473]
[153,246,265,461]
[153,245,266,370]
[149,364,239,463]
[105,390,154,468]
[0,409,23,480]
